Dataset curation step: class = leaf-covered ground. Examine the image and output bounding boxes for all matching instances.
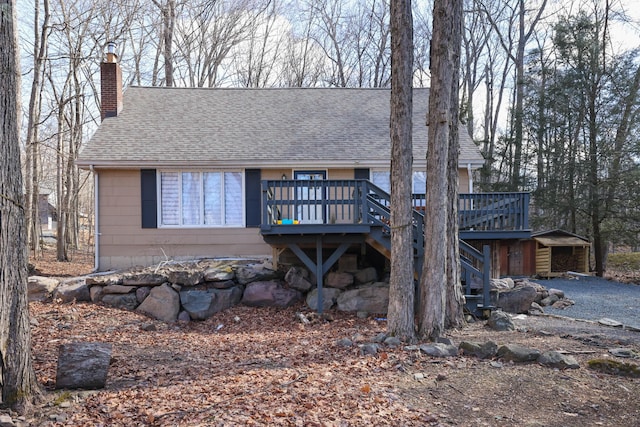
[14,251,640,426]
[22,299,640,426]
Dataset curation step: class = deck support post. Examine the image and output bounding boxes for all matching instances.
[482,245,491,308]
[316,237,323,314]
[286,239,352,313]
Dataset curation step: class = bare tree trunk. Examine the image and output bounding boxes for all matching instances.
[387,0,415,342]
[419,0,459,340]
[0,0,42,411]
[24,0,50,258]
[444,0,465,329]
[56,101,68,261]
[153,0,176,86]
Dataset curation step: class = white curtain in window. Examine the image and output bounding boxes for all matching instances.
[182,172,201,225]
[203,172,222,225]
[161,172,179,225]
[224,172,243,225]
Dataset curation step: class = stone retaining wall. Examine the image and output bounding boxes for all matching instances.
[28,258,572,323]
[29,258,390,322]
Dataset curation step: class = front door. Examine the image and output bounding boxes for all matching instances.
[294,171,326,224]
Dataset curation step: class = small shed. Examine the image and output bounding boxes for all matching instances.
[533,230,590,277]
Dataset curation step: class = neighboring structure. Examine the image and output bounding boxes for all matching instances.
[499,229,591,277]
[78,49,531,313]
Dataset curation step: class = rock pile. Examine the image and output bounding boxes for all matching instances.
[492,277,574,314]
[338,329,580,370]
[28,259,390,323]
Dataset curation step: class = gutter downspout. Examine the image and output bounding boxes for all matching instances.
[91,165,99,271]
[467,163,474,194]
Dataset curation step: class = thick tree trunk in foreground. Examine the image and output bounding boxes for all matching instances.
[0,0,41,411]
[419,0,461,340]
[387,0,415,342]
[444,0,465,329]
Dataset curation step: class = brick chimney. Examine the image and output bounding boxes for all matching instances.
[100,41,122,121]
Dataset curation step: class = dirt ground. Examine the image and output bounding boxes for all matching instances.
[9,251,640,426]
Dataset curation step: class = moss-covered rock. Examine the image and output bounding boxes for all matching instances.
[587,358,640,378]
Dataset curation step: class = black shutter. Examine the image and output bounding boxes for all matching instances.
[140,169,157,228]
[245,169,261,227]
[354,168,370,180]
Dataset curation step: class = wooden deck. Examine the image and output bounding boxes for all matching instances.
[259,179,529,314]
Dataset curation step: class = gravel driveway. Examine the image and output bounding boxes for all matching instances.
[531,276,640,330]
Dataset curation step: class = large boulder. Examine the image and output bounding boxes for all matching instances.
[166,268,203,287]
[103,284,137,294]
[90,285,105,303]
[53,277,91,303]
[242,281,302,307]
[336,282,389,313]
[55,342,112,390]
[306,287,343,311]
[123,272,167,286]
[459,341,499,359]
[538,351,579,369]
[180,286,243,320]
[354,267,378,285]
[497,285,537,313]
[285,267,313,292]
[325,272,354,289]
[28,276,59,302]
[85,273,122,286]
[102,293,139,311]
[204,265,235,282]
[490,277,514,290]
[136,283,180,322]
[487,310,516,331]
[419,343,458,358]
[235,264,279,285]
[136,286,152,303]
[497,344,541,363]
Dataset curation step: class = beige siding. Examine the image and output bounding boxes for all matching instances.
[97,169,270,270]
[458,168,470,193]
[96,167,476,270]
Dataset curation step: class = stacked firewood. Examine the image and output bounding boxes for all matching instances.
[551,253,578,272]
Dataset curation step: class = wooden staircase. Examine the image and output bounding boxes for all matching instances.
[362,183,493,315]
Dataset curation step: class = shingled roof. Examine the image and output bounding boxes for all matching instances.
[77,87,484,169]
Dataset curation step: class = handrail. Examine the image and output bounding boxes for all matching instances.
[262,180,529,232]
[459,241,493,310]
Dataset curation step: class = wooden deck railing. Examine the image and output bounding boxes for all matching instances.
[261,180,529,232]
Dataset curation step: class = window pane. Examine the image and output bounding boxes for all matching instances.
[182,172,201,225]
[203,172,222,225]
[161,172,179,225]
[224,172,243,226]
[372,171,390,193]
[413,171,427,194]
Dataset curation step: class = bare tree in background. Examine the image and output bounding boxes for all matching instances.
[24,0,51,258]
[0,0,42,411]
[478,0,547,189]
[153,0,176,86]
[387,0,415,342]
